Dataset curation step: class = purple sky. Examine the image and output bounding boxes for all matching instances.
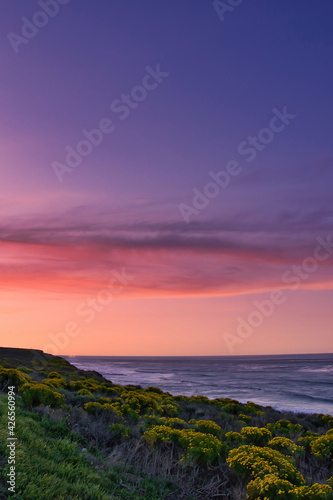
[1,0,333,355]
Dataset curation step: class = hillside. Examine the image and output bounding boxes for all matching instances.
[0,348,332,499]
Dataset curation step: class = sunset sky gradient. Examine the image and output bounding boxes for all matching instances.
[1,0,332,355]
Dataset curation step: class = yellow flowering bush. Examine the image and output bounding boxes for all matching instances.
[247,473,296,499]
[187,395,210,404]
[310,430,333,460]
[178,429,222,466]
[142,425,223,466]
[292,483,333,499]
[122,392,161,414]
[84,401,122,417]
[98,384,121,396]
[19,382,65,408]
[161,417,188,428]
[243,401,264,414]
[69,379,100,392]
[144,416,189,429]
[227,445,305,485]
[110,402,140,422]
[321,414,333,428]
[0,367,32,389]
[221,400,243,415]
[160,402,181,417]
[239,413,252,424]
[241,426,272,446]
[142,424,179,446]
[188,419,221,436]
[77,388,94,397]
[19,366,33,374]
[248,476,333,499]
[297,431,319,448]
[145,386,164,395]
[267,420,303,438]
[42,377,67,389]
[173,395,188,402]
[268,437,304,456]
[97,397,112,404]
[225,431,245,447]
[47,371,62,378]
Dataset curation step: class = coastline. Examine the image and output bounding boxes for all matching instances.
[1,348,333,499]
[66,353,333,417]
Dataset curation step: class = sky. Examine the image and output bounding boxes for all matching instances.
[0,0,332,356]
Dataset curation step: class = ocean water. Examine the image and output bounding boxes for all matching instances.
[65,353,333,415]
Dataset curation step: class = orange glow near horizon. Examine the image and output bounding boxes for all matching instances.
[1,287,332,357]
[1,197,333,357]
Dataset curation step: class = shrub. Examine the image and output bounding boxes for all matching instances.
[108,423,133,441]
[292,483,333,499]
[142,425,223,466]
[143,414,161,428]
[110,402,140,422]
[123,392,161,414]
[160,403,181,417]
[178,429,223,466]
[247,473,295,499]
[174,395,188,402]
[143,424,179,446]
[310,430,333,460]
[320,414,333,429]
[18,366,33,374]
[243,401,264,414]
[77,389,94,397]
[249,477,332,500]
[84,399,140,423]
[267,420,303,438]
[297,431,319,448]
[241,426,272,446]
[47,371,62,379]
[221,401,242,415]
[227,445,305,485]
[97,397,112,404]
[69,379,100,392]
[19,382,65,408]
[83,402,121,417]
[145,386,164,395]
[268,437,304,456]
[225,431,245,447]
[42,377,67,389]
[239,413,252,424]
[150,417,189,429]
[189,419,221,436]
[0,367,32,389]
[98,384,120,396]
[188,395,210,404]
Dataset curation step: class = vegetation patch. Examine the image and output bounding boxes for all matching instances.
[0,349,332,500]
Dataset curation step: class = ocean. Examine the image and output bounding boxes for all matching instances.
[65,353,333,415]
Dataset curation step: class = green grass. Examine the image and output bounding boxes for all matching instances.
[0,397,116,499]
[0,396,176,500]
